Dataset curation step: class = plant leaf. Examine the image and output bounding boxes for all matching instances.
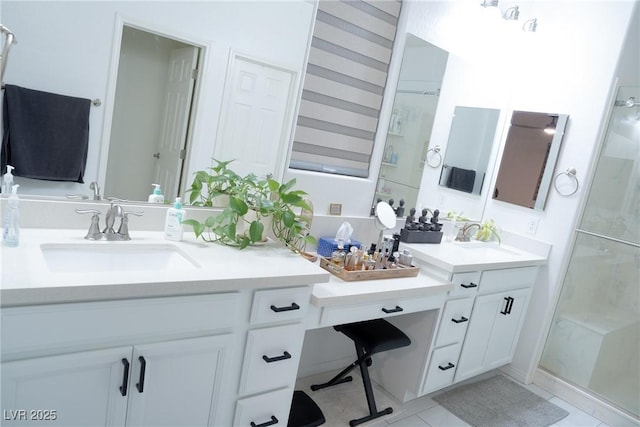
[229,196,248,216]
[249,220,264,242]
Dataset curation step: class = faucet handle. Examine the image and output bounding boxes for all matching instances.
[75,209,104,240]
[117,210,144,241]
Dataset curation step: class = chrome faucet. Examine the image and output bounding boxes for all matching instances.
[89,182,102,200]
[76,197,143,240]
[455,223,481,242]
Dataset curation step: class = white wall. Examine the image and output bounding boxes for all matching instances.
[1,0,314,197]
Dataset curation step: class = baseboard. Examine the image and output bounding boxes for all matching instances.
[499,364,532,384]
[534,368,639,427]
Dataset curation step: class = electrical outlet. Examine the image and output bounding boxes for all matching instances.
[527,217,540,234]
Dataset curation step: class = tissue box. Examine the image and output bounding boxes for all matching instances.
[317,237,362,257]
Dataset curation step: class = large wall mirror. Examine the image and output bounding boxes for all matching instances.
[438,106,500,195]
[372,34,448,214]
[492,110,569,210]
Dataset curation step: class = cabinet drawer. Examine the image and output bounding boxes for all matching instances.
[448,272,481,298]
[250,286,311,325]
[479,266,538,295]
[319,293,445,327]
[239,323,305,396]
[234,387,293,427]
[1,293,239,359]
[422,343,462,394]
[435,297,474,347]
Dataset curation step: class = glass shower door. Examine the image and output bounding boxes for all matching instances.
[540,86,640,418]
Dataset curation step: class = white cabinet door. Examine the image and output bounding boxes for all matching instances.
[455,288,531,382]
[125,335,231,427]
[484,287,530,370]
[1,347,131,427]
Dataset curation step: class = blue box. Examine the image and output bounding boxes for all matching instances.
[317,237,362,258]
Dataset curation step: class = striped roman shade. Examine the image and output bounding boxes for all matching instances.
[289,0,402,178]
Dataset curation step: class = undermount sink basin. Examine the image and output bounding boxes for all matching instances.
[40,243,200,273]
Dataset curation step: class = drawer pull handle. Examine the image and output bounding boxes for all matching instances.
[251,415,278,427]
[460,282,478,289]
[119,358,130,396]
[270,302,300,313]
[500,296,514,315]
[382,305,403,314]
[136,356,146,393]
[262,351,291,363]
[438,362,455,371]
[451,316,469,324]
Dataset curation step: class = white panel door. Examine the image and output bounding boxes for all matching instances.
[154,46,198,200]
[125,335,230,427]
[215,54,295,180]
[1,347,131,426]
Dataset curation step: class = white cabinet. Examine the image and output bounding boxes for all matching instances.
[422,266,538,394]
[2,335,230,427]
[455,287,530,382]
[125,335,230,427]
[2,347,130,426]
[1,294,238,427]
[233,286,312,426]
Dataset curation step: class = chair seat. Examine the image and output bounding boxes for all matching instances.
[288,390,325,427]
[334,318,411,355]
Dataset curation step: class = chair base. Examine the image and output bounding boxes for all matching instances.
[349,407,393,427]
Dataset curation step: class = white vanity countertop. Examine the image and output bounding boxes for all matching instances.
[311,270,452,307]
[1,228,330,307]
[401,240,548,273]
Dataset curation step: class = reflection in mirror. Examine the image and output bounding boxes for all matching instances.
[438,106,500,195]
[492,111,569,210]
[104,25,200,203]
[373,34,448,215]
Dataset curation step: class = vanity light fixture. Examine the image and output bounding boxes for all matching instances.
[522,18,538,32]
[503,6,520,20]
[480,0,499,7]
[544,116,557,135]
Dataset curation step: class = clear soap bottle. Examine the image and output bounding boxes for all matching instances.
[3,184,20,247]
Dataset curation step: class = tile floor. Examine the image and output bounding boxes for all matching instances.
[295,370,611,427]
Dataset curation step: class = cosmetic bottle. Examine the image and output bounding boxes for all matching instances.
[164,197,185,241]
[2,165,14,195]
[3,184,20,247]
[331,240,346,267]
[148,184,165,203]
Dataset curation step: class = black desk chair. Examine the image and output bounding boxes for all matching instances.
[310,318,411,426]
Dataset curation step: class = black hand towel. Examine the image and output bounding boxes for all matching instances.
[447,166,476,193]
[2,84,91,183]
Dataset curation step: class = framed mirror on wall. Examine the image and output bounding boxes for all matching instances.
[492,110,569,210]
[372,34,449,215]
[438,106,500,195]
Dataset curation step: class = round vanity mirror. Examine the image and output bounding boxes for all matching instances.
[375,201,396,230]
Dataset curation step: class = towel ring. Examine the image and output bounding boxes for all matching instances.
[426,145,443,168]
[553,167,579,196]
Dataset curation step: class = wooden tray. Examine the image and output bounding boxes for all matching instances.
[319,257,419,282]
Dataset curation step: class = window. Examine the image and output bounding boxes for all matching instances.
[289,0,402,178]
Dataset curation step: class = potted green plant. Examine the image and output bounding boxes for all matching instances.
[182,160,316,251]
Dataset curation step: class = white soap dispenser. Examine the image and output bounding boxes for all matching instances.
[164,197,186,241]
[3,184,20,247]
[2,165,15,195]
[148,184,165,203]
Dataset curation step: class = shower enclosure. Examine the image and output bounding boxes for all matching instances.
[540,86,640,419]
